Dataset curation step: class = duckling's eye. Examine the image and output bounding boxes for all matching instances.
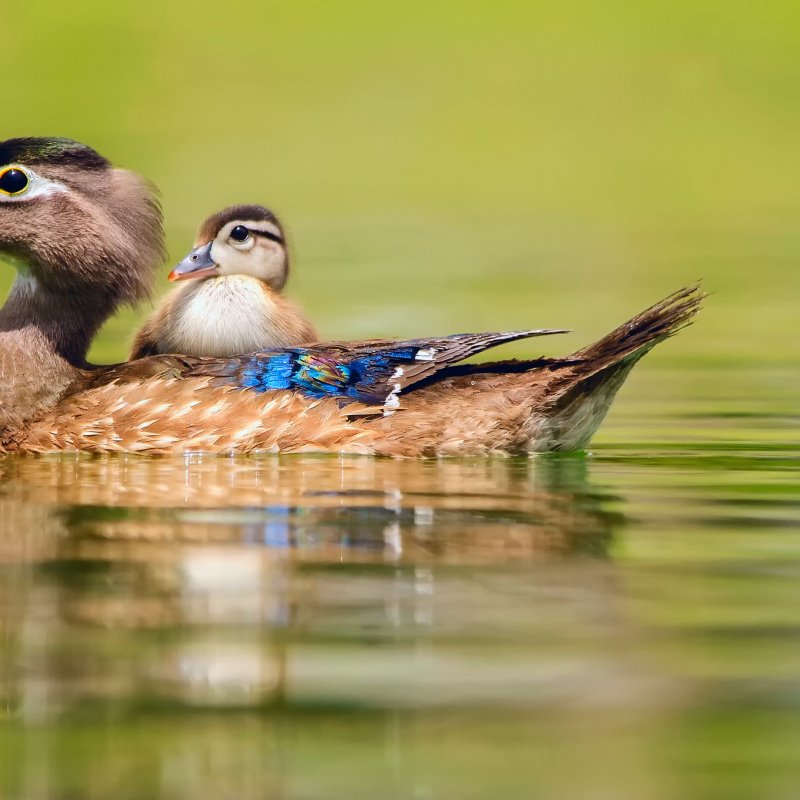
[229,225,250,242]
[0,168,30,196]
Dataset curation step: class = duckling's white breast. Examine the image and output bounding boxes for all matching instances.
[164,276,294,357]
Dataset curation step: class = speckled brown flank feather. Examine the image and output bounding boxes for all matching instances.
[12,287,704,457]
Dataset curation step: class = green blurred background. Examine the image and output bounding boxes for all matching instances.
[4,0,799,369]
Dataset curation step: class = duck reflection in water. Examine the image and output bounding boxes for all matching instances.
[0,454,618,559]
[0,454,626,719]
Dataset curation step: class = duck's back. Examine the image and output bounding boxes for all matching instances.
[14,286,701,458]
[130,276,317,359]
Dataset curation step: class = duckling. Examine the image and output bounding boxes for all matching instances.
[130,205,317,359]
[0,136,703,456]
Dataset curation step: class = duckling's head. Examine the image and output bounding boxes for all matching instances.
[169,205,289,290]
[0,137,164,306]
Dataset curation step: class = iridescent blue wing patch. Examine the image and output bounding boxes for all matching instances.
[193,330,569,408]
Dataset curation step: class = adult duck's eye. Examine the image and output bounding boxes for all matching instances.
[230,225,250,242]
[0,168,29,196]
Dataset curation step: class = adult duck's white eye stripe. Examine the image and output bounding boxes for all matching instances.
[0,165,65,203]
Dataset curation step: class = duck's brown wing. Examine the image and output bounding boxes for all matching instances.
[182,329,570,406]
[86,330,568,403]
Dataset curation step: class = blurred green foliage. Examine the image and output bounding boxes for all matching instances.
[3,0,799,366]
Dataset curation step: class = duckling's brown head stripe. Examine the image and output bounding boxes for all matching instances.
[251,228,284,244]
[0,137,110,170]
[199,204,283,243]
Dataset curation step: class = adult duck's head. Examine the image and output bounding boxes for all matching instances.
[0,137,164,343]
[169,205,289,290]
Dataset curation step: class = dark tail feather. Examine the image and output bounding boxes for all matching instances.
[570,283,705,368]
[531,285,705,451]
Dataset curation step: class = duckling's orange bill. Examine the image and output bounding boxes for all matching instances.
[168,242,218,281]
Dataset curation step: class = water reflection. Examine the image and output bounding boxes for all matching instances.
[0,454,629,721]
[0,453,620,559]
[1,444,799,798]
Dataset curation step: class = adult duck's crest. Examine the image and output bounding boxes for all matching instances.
[0,137,704,456]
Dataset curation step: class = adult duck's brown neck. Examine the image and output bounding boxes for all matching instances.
[0,137,165,434]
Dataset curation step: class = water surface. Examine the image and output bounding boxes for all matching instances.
[0,364,797,798]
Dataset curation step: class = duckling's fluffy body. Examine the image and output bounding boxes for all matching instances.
[130,204,316,358]
[132,275,316,358]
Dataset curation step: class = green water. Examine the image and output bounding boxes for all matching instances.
[2,0,800,797]
[0,371,797,798]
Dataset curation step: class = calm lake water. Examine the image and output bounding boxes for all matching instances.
[0,364,797,798]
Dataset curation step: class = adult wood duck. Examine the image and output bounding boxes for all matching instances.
[130,205,317,359]
[0,137,703,456]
